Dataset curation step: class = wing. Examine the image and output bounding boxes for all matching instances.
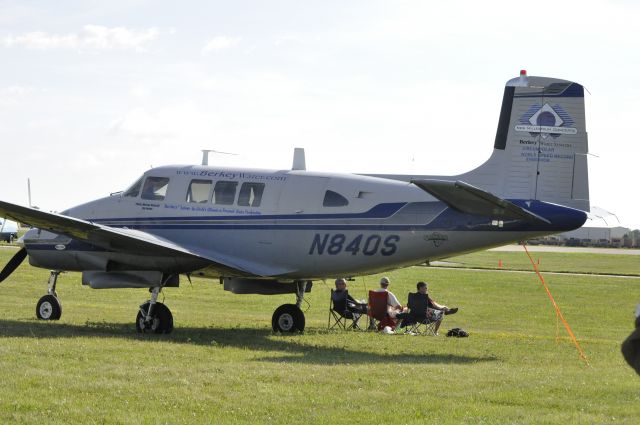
[0,200,268,276]
[411,179,550,224]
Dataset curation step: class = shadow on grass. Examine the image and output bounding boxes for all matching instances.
[0,319,497,365]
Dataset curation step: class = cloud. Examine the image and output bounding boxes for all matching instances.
[0,85,36,96]
[108,103,220,144]
[0,85,38,107]
[201,36,241,54]
[2,25,159,51]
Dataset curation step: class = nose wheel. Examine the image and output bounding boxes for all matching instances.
[36,294,62,320]
[36,271,62,321]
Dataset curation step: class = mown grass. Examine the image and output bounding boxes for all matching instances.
[440,249,640,276]
[0,248,639,424]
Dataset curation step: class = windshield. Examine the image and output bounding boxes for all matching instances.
[123,176,144,197]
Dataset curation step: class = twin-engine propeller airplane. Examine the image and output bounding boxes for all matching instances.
[0,71,590,333]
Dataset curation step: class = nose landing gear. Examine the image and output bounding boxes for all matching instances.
[136,286,174,334]
[36,271,62,320]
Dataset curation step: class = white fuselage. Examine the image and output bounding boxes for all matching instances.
[23,164,585,280]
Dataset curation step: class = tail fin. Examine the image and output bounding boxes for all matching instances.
[460,71,590,211]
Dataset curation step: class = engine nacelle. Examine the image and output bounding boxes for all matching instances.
[82,271,179,289]
[223,278,312,295]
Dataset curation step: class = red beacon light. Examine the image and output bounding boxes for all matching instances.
[516,69,529,87]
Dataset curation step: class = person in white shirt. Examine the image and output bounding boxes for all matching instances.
[374,277,405,318]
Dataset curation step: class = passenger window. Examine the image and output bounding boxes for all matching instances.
[141,177,170,201]
[323,190,349,207]
[187,179,212,203]
[213,181,238,205]
[123,177,143,197]
[238,183,265,207]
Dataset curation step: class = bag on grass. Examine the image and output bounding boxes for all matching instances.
[446,327,469,337]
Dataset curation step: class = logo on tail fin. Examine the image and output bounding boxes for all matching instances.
[515,103,577,139]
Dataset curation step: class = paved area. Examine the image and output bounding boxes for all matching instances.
[428,264,640,279]
[490,244,640,255]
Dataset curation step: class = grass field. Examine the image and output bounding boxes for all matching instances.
[1,247,639,424]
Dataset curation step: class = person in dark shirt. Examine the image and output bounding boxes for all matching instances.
[333,278,368,318]
[416,281,458,335]
[621,304,640,376]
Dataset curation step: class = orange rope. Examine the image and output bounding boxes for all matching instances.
[521,242,589,365]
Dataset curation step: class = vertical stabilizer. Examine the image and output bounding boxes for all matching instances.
[460,71,590,211]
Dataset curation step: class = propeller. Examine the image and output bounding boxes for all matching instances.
[0,247,27,283]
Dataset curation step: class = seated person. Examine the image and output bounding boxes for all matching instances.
[333,278,368,319]
[416,281,458,335]
[373,277,407,330]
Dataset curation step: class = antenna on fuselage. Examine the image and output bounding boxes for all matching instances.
[292,147,306,171]
[201,149,238,166]
[27,178,39,209]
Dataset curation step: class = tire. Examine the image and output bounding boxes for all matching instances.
[136,302,174,334]
[272,304,305,333]
[36,295,62,320]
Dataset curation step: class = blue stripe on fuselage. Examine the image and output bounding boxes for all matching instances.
[88,200,585,232]
[90,202,407,224]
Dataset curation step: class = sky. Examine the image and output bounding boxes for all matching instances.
[1,0,638,230]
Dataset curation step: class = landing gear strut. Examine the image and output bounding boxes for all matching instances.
[36,271,62,320]
[271,281,308,333]
[136,286,173,334]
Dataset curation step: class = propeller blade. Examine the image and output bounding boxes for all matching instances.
[0,247,27,283]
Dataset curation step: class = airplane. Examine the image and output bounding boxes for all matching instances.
[0,218,19,243]
[0,71,590,334]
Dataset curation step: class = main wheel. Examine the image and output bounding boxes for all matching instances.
[36,295,62,320]
[136,302,174,334]
[272,304,305,333]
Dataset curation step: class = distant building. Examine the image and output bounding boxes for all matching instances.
[563,226,630,247]
[531,226,635,248]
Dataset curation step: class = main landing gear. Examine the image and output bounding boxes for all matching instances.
[136,286,174,334]
[36,271,62,320]
[271,281,309,333]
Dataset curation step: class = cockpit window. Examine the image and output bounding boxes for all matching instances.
[186,179,212,203]
[323,190,349,207]
[123,177,144,198]
[237,183,265,207]
[141,177,170,201]
[213,181,238,205]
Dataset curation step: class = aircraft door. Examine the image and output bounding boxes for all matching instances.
[278,175,329,214]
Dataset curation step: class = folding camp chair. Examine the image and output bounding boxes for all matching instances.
[403,292,444,335]
[328,289,362,330]
[368,290,395,331]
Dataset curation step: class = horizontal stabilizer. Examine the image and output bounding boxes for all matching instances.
[411,179,550,224]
